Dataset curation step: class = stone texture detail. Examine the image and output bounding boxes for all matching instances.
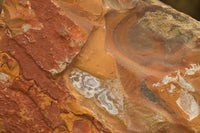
[0,0,200,132]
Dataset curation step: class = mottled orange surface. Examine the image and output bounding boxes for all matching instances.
[0,0,200,133]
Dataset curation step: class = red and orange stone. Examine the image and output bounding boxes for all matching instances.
[3,0,89,74]
[0,0,200,133]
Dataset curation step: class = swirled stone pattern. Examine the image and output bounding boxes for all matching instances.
[70,68,124,115]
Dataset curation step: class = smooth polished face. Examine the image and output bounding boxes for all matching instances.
[102,0,138,10]
[105,5,200,76]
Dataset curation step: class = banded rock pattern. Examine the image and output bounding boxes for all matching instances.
[0,0,200,132]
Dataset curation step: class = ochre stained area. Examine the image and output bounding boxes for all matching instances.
[73,26,117,79]
[63,27,125,132]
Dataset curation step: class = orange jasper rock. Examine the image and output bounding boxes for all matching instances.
[0,0,200,132]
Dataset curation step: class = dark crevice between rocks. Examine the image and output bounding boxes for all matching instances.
[160,0,200,21]
[71,112,111,133]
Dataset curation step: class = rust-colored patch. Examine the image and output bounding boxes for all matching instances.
[2,0,89,74]
[72,120,91,133]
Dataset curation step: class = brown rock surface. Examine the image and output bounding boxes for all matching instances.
[0,0,200,132]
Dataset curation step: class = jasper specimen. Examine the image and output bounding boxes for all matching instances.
[2,0,89,74]
[0,0,200,132]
